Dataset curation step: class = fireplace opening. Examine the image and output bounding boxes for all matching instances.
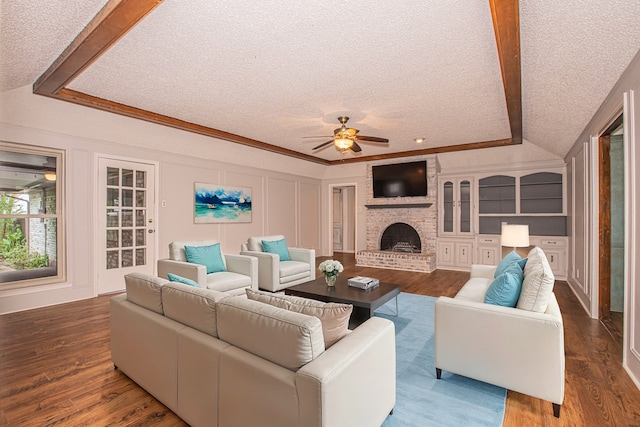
[380,223,421,253]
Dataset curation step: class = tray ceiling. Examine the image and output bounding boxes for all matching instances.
[2,1,640,164]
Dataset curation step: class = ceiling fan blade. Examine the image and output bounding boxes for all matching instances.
[356,135,389,143]
[350,141,362,152]
[312,140,334,150]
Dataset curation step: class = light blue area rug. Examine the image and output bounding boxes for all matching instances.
[377,293,506,427]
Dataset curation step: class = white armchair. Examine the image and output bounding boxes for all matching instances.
[240,235,315,292]
[157,240,257,296]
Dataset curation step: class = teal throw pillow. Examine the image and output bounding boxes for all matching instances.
[517,257,528,269]
[167,273,200,287]
[184,243,226,274]
[495,250,522,277]
[262,238,291,261]
[484,262,524,307]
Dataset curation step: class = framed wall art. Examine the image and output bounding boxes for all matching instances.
[194,183,252,223]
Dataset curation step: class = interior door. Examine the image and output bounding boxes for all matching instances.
[98,157,156,294]
[333,188,343,251]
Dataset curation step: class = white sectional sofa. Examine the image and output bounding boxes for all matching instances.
[434,247,565,417]
[111,273,396,427]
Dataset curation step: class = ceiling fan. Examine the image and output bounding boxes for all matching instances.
[307,116,389,153]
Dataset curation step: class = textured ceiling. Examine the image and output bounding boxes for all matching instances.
[0,0,108,92]
[2,1,640,162]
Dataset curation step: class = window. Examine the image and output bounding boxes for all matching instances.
[0,142,65,289]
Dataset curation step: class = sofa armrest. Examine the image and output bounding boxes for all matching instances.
[296,317,396,427]
[434,294,564,405]
[224,254,258,290]
[288,247,316,280]
[157,259,207,287]
[470,264,497,279]
[240,250,280,291]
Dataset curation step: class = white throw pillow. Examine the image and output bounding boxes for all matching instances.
[517,247,555,312]
[246,289,352,347]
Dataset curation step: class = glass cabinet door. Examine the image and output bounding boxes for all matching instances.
[459,179,471,233]
[440,178,472,235]
[443,181,454,233]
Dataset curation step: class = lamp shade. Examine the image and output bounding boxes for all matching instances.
[501,224,530,248]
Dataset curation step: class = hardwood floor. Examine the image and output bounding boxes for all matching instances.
[1,253,639,426]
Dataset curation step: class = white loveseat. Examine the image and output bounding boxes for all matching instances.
[157,240,257,295]
[434,247,565,417]
[111,273,396,427]
[240,235,315,292]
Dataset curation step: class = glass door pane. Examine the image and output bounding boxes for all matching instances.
[104,167,148,269]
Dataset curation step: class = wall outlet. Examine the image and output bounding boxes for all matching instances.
[161,200,167,208]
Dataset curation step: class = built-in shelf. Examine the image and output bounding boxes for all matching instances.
[365,203,433,209]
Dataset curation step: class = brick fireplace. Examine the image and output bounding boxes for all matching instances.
[356,156,438,272]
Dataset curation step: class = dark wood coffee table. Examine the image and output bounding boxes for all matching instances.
[285,276,400,328]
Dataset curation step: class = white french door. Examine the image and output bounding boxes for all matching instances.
[97,157,156,294]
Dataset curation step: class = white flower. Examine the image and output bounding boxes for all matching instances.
[318,259,344,277]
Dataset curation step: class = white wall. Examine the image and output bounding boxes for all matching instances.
[564,48,640,387]
[0,87,322,314]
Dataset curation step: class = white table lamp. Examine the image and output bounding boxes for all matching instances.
[501,224,530,252]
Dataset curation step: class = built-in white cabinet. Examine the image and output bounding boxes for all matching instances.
[476,236,500,266]
[437,238,474,270]
[437,163,568,278]
[439,177,473,236]
[470,234,568,279]
[536,237,566,278]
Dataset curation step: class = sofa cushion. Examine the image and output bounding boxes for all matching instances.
[484,262,523,307]
[125,272,168,314]
[517,247,555,312]
[161,282,227,337]
[167,273,200,287]
[216,296,325,371]
[454,277,492,303]
[246,289,352,348]
[185,243,227,274]
[279,260,311,278]
[247,235,285,252]
[262,238,291,261]
[495,250,523,277]
[205,271,252,292]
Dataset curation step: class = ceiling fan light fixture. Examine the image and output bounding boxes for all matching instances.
[335,137,354,150]
[44,173,57,181]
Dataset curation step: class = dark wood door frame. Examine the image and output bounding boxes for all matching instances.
[598,115,623,320]
[598,134,611,320]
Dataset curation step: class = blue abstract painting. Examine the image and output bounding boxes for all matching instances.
[194,183,252,223]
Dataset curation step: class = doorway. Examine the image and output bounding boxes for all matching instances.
[97,157,157,294]
[331,185,356,253]
[599,115,624,345]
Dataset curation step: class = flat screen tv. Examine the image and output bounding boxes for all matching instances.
[372,161,427,198]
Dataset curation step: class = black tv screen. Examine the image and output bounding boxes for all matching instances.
[372,161,427,198]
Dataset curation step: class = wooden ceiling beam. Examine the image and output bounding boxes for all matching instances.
[55,89,330,165]
[328,138,514,165]
[34,0,163,96]
[489,0,522,144]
